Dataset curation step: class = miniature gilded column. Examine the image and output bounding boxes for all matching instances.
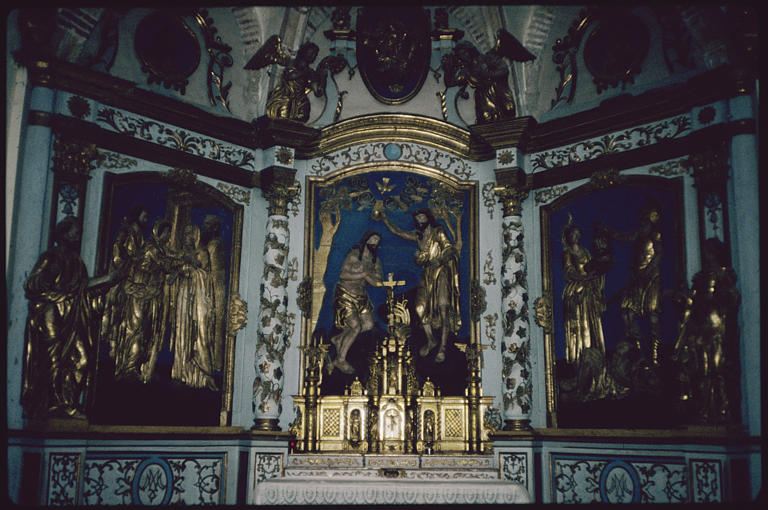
[252,167,299,431]
[494,178,532,431]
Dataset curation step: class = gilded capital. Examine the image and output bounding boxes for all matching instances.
[493,167,529,217]
[493,185,529,217]
[52,135,101,180]
[260,166,299,216]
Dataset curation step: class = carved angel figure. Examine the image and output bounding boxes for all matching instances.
[442,29,534,123]
[245,35,347,122]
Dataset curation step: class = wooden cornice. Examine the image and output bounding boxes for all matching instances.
[529,119,755,190]
[31,112,258,188]
[22,56,257,150]
[19,58,749,171]
[528,66,742,153]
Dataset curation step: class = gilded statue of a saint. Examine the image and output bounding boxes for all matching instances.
[374,207,461,363]
[604,199,664,363]
[168,224,218,390]
[202,215,227,371]
[673,238,740,424]
[21,218,95,419]
[561,218,606,364]
[329,231,383,374]
[245,36,347,122]
[101,205,149,361]
[112,218,173,382]
[135,219,174,383]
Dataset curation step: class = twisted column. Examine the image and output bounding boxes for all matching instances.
[253,167,298,430]
[493,182,532,431]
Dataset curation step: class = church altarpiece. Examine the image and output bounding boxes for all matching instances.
[7,4,759,504]
[292,164,497,454]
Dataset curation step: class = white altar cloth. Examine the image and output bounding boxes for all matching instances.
[253,478,531,505]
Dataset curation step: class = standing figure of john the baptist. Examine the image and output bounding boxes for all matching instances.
[374,207,461,363]
[601,199,664,364]
[329,231,383,374]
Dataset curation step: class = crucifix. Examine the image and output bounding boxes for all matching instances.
[377,272,406,329]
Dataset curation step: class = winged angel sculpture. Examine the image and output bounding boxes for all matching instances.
[442,29,535,123]
[245,35,347,122]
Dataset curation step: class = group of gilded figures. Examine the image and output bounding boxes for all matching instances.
[560,200,739,423]
[328,206,462,374]
[21,209,227,421]
[101,206,227,391]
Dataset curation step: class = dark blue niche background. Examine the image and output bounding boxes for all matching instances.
[313,171,471,395]
[549,184,684,362]
[93,178,234,426]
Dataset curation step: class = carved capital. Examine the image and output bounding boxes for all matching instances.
[493,185,530,217]
[691,140,730,193]
[493,167,529,217]
[52,135,101,180]
[260,165,300,216]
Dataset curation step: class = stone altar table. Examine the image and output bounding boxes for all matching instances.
[252,453,531,505]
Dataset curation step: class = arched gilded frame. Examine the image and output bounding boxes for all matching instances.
[302,162,479,397]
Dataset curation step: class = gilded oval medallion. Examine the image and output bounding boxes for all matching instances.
[356,7,431,105]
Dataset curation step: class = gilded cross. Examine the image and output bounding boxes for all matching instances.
[377,273,407,330]
[377,272,406,290]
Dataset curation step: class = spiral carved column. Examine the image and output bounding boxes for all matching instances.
[493,181,532,431]
[252,167,299,431]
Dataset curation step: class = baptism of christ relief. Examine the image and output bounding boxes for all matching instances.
[304,168,477,397]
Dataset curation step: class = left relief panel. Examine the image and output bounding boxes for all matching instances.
[88,170,243,426]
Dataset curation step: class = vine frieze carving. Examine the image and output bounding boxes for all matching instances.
[96,107,257,171]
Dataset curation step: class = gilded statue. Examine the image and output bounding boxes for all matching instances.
[168,224,218,390]
[329,231,383,374]
[21,218,97,420]
[245,35,347,122]
[442,30,534,123]
[134,219,174,383]
[202,215,227,371]
[561,216,606,364]
[101,205,149,362]
[374,207,461,363]
[560,217,629,401]
[112,219,174,382]
[673,238,740,424]
[602,199,664,363]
